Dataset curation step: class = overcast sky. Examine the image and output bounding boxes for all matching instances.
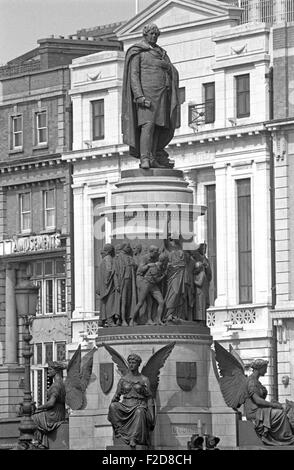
[0,0,155,64]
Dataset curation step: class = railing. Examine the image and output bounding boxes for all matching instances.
[235,0,294,25]
[207,304,271,334]
[188,103,206,132]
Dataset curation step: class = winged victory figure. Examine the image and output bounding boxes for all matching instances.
[213,340,294,446]
[103,341,175,449]
[31,344,96,449]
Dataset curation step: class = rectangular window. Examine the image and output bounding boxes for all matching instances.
[20,193,31,233]
[35,281,42,315]
[45,279,54,314]
[34,262,43,277]
[206,185,217,304]
[44,260,53,276]
[35,110,47,145]
[30,259,66,315]
[179,87,186,105]
[44,189,55,229]
[204,83,215,124]
[236,74,250,118]
[36,343,42,364]
[37,369,43,406]
[92,99,104,140]
[11,115,23,149]
[56,278,66,313]
[286,0,294,22]
[240,0,249,24]
[55,259,65,274]
[45,342,53,363]
[237,179,252,304]
[260,0,274,23]
[56,342,66,362]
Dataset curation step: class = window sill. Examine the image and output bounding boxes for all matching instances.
[18,231,33,236]
[32,144,48,151]
[35,313,67,318]
[39,228,57,234]
[9,148,24,155]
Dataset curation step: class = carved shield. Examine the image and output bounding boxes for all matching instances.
[176,362,197,391]
[100,363,114,394]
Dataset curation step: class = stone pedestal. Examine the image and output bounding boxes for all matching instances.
[69,166,238,450]
[69,324,238,450]
[100,168,205,246]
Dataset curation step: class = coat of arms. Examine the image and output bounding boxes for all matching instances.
[100,363,114,394]
[176,362,197,391]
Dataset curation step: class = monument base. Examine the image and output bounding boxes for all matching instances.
[69,324,238,450]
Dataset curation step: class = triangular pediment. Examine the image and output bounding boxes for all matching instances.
[116,0,241,39]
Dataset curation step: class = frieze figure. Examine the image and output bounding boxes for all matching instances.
[96,244,117,327]
[104,342,175,449]
[113,242,137,326]
[129,252,168,326]
[162,238,186,323]
[31,345,95,449]
[122,23,180,169]
[213,341,294,446]
[95,241,214,327]
[194,261,210,323]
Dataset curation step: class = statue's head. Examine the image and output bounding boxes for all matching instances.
[127,353,142,371]
[121,242,133,256]
[133,243,142,255]
[195,261,203,274]
[47,361,66,377]
[101,243,114,257]
[143,23,160,46]
[115,243,123,254]
[158,252,169,267]
[198,243,207,255]
[250,358,269,375]
[149,245,159,260]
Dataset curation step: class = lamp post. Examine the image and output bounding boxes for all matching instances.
[15,276,39,449]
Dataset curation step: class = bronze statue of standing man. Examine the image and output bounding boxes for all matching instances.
[122,23,180,170]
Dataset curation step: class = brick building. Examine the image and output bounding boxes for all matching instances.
[0,33,122,426]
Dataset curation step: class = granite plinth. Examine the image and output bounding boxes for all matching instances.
[48,422,69,450]
[238,420,263,446]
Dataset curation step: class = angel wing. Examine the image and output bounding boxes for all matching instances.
[214,341,248,410]
[80,346,96,391]
[65,345,96,410]
[229,344,245,372]
[141,342,175,398]
[102,343,128,376]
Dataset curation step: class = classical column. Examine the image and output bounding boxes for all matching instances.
[4,264,18,365]
[183,170,199,244]
[214,163,229,307]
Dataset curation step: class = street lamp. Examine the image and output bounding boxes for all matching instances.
[15,275,39,449]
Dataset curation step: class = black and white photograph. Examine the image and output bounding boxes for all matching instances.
[0,0,294,457]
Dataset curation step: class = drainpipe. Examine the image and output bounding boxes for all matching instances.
[269,131,278,401]
[267,66,278,401]
[66,100,75,342]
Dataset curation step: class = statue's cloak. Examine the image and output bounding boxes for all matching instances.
[121,40,180,158]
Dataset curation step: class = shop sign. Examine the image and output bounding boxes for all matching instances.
[0,233,61,256]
